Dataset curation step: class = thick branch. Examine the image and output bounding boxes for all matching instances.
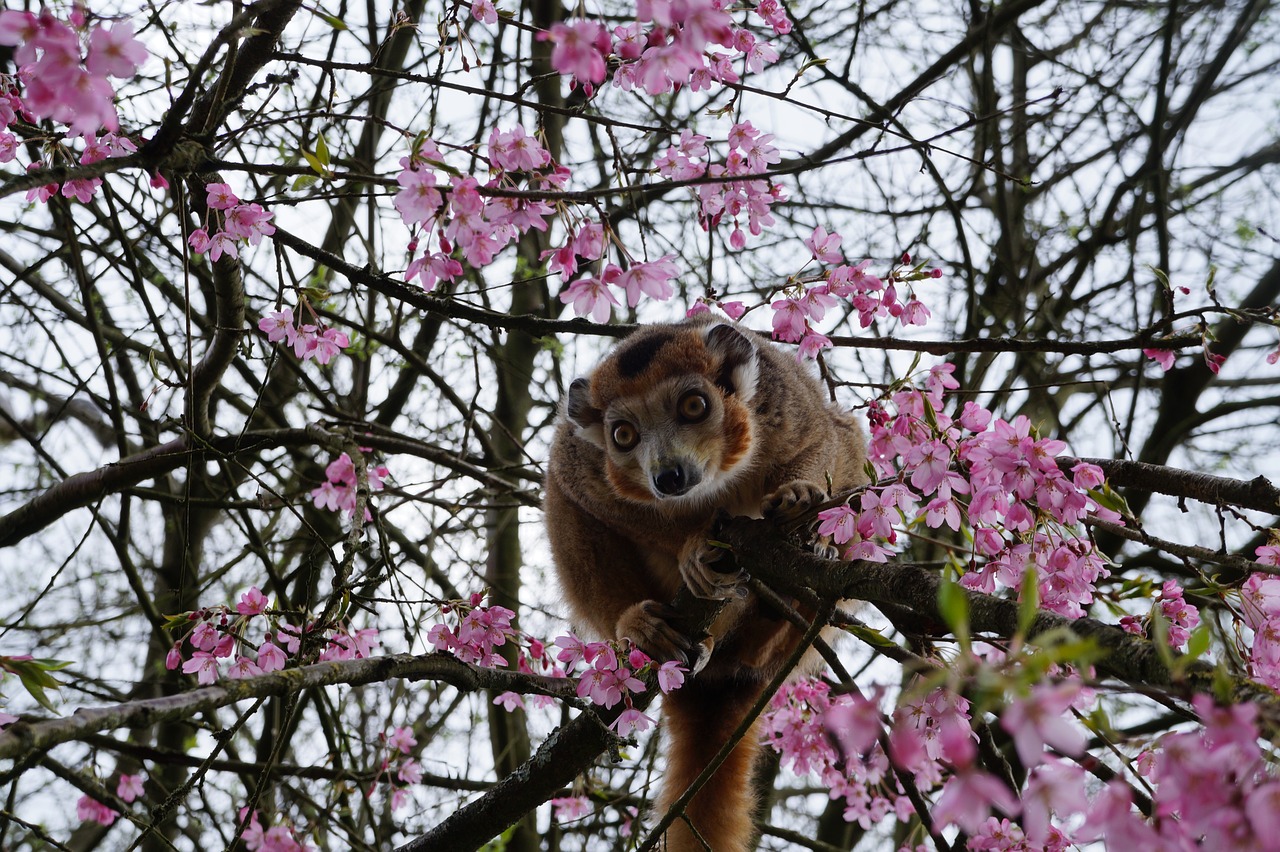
[1064,456,1280,516]
[717,517,1276,708]
[0,428,536,549]
[0,653,572,762]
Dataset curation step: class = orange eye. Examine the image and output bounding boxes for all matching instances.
[678,392,709,423]
[611,421,639,451]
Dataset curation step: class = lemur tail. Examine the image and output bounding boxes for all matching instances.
[656,680,766,852]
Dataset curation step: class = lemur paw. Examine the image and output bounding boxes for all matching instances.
[617,600,695,665]
[678,538,745,601]
[761,479,828,521]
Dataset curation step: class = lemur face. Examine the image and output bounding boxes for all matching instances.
[565,322,761,507]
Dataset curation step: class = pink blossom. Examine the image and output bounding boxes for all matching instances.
[386,726,417,754]
[86,21,148,78]
[226,656,264,679]
[471,0,499,24]
[277,624,303,655]
[544,20,609,86]
[237,586,268,616]
[1021,759,1088,843]
[559,276,619,323]
[770,297,808,342]
[116,773,144,803]
[612,255,679,307]
[182,651,219,684]
[824,693,883,757]
[165,645,182,670]
[61,177,100,203]
[551,795,591,821]
[309,328,350,365]
[901,298,931,326]
[257,641,287,673]
[1242,570,1280,630]
[207,230,239,262]
[494,691,525,711]
[205,182,239,210]
[76,794,118,826]
[189,620,219,651]
[394,167,443,225]
[406,250,463,292]
[213,633,236,658]
[797,328,832,360]
[553,633,588,668]
[396,758,423,785]
[609,706,656,736]
[258,309,297,345]
[488,124,550,172]
[657,659,687,693]
[223,203,275,244]
[804,225,844,264]
[188,228,211,255]
[931,767,1020,835]
[817,505,857,544]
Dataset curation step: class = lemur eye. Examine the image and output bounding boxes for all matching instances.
[611,421,639,451]
[677,392,709,423]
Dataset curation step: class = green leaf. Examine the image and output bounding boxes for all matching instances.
[315,11,348,29]
[292,174,317,191]
[843,622,903,651]
[1,656,71,713]
[1090,483,1132,519]
[1184,624,1211,661]
[315,133,330,168]
[301,149,326,177]
[937,567,970,651]
[1017,564,1040,637]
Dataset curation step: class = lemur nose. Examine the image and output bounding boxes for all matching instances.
[654,465,688,496]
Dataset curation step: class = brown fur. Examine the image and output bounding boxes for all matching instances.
[545,316,867,851]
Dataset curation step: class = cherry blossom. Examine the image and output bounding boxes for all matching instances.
[76,794,118,826]
[116,773,144,803]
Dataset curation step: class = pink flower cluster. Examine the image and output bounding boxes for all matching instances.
[552,634,685,736]
[767,676,1103,842]
[76,793,118,826]
[655,123,784,252]
[770,246,935,358]
[555,228,681,321]
[374,726,421,811]
[16,129,139,204]
[538,0,787,98]
[429,593,685,737]
[1239,545,1280,689]
[1080,695,1280,849]
[1120,581,1202,650]
[394,134,561,291]
[258,307,351,366]
[428,593,518,668]
[818,363,1117,618]
[75,772,146,826]
[188,182,275,262]
[239,808,315,852]
[163,591,379,683]
[0,9,146,136]
[309,451,389,519]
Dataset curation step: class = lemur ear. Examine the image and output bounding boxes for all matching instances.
[565,377,605,445]
[704,323,759,403]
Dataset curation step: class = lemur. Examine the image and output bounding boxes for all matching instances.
[545,315,868,851]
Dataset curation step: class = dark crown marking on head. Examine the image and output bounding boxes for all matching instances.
[616,330,676,379]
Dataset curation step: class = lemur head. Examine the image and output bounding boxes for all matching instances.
[565,320,761,506]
